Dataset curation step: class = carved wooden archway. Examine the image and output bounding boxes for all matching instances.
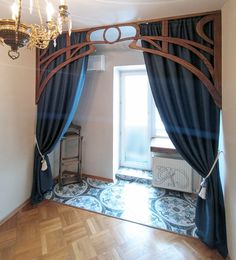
[36,10,221,108]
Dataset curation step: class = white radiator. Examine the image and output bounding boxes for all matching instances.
[152,157,193,193]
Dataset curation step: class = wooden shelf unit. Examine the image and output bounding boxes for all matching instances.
[58,124,83,187]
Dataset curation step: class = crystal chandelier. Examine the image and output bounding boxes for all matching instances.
[0,0,72,60]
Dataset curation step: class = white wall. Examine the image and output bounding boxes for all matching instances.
[222,1,236,259]
[0,48,35,221]
[73,45,145,179]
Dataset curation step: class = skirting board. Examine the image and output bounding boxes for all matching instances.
[0,198,30,226]
[0,173,112,226]
[82,173,114,183]
[54,173,114,183]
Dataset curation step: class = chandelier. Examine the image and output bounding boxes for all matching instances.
[0,0,72,60]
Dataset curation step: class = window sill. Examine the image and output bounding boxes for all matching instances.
[150,137,177,154]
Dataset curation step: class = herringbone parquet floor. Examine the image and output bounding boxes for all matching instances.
[0,200,224,260]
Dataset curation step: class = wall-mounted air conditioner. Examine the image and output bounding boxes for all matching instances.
[87,55,105,71]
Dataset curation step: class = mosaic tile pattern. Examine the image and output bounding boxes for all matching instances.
[49,173,198,237]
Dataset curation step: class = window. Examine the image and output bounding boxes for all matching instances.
[153,102,169,138]
[115,65,171,171]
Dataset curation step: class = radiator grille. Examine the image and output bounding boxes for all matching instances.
[152,157,193,193]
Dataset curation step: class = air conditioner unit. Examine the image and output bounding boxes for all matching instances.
[152,156,193,193]
[87,55,105,71]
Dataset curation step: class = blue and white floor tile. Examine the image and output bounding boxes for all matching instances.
[49,173,197,237]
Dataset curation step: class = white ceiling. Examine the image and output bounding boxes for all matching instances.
[0,0,225,29]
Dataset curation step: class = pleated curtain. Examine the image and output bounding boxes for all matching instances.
[140,17,228,257]
[31,32,88,204]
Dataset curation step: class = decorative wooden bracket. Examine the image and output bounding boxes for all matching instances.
[36,11,221,108]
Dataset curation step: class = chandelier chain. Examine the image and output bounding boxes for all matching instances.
[15,0,22,45]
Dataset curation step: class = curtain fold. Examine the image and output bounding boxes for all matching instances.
[31,32,88,204]
[140,17,228,258]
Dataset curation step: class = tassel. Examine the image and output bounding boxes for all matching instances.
[198,178,207,200]
[35,137,48,172]
[41,158,48,171]
[197,151,223,200]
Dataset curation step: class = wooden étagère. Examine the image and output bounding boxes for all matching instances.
[36,11,222,108]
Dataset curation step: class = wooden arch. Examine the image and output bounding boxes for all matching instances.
[36,11,221,108]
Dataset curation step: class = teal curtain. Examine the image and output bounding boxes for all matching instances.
[140,17,228,258]
[31,32,88,203]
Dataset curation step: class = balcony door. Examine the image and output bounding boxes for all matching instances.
[120,70,152,170]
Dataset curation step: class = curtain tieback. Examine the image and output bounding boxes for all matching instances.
[198,151,223,200]
[35,136,48,172]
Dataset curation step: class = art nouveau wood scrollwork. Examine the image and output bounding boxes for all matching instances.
[36,11,221,108]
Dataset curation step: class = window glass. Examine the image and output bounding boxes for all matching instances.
[154,107,169,138]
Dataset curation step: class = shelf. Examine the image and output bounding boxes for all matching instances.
[62,156,80,161]
[61,134,81,141]
[61,160,80,166]
[59,124,83,187]
[60,171,82,185]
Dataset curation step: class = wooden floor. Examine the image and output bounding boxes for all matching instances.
[0,200,224,260]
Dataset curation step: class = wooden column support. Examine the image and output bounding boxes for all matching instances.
[36,11,222,108]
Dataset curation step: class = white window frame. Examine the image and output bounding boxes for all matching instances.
[119,67,152,170]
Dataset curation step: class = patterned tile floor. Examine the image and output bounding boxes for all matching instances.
[47,169,198,238]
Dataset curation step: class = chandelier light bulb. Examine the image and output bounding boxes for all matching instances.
[60,0,67,5]
[29,0,33,14]
[11,1,19,20]
[68,17,72,36]
[46,2,54,22]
